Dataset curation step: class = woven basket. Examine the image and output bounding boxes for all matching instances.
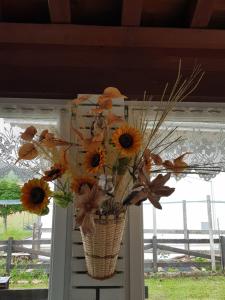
[81,213,126,280]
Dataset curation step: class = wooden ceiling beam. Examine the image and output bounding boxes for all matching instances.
[48,0,71,23]
[189,0,214,28]
[1,23,225,50]
[121,0,144,26]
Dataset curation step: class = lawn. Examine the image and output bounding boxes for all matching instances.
[0,212,37,240]
[145,275,225,300]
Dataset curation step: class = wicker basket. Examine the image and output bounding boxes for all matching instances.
[81,213,126,280]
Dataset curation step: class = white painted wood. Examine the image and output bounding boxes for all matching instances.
[70,289,96,300]
[71,257,124,272]
[101,288,125,299]
[127,206,145,300]
[48,109,73,300]
[70,95,126,299]
[207,195,216,271]
[182,200,189,252]
[153,207,157,236]
[71,273,124,286]
[127,105,145,300]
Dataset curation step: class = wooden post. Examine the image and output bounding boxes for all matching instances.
[32,222,37,259]
[220,236,225,271]
[207,195,216,271]
[36,218,42,255]
[152,235,158,273]
[6,237,13,274]
[153,207,157,236]
[182,200,189,254]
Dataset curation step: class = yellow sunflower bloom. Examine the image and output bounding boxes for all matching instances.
[112,126,142,156]
[21,179,51,215]
[84,148,105,174]
[71,176,97,194]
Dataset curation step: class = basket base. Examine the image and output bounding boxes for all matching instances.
[87,271,115,281]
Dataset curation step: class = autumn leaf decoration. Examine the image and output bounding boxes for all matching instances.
[123,151,190,209]
[123,166,175,209]
[75,183,105,235]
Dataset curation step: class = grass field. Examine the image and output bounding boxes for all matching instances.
[0,212,37,240]
[145,275,225,300]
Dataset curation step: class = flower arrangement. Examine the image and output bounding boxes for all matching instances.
[16,63,211,279]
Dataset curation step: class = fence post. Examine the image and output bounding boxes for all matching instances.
[32,222,37,259]
[152,235,158,273]
[220,236,225,271]
[6,237,13,274]
[207,195,216,271]
[153,207,157,236]
[182,200,189,254]
[32,219,42,259]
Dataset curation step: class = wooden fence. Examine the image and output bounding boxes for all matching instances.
[0,238,51,274]
[144,235,225,273]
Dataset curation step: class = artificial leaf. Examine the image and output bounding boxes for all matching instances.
[21,126,37,141]
[103,87,127,99]
[92,97,112,113]
[39,129,49,141]
[17,143,38,161]
[41,133,71,148]
[151,153,163,165]
[92,132,104,142]
[107,111,125,125]
[72,127,84,141]
[75,184,105,235]
[163,160,174,170]
[163,152,190,174]
[72,95,89,105]
[124,168,175,209]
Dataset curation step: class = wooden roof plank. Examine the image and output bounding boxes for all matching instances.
[48,0,71,24]
[121,0,144,26]
[1,23,225,50]
[189,0,214,28]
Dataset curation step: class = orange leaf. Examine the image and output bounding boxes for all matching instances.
[163,160,174,170]
[39,129,49,141]
[103,87,127,99]
[107,112,125,125]
[17,143,38,162]
[92,96,112,113]
[151,153,163,165]
[21,126,37,141]
[92,132,104,142]
[173,152,190,174]
[72,95,89,105]
[83,139,102,151]
[41,133,70,148]
[72,127,84,141]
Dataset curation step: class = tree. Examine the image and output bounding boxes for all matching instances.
[0,178,23,231]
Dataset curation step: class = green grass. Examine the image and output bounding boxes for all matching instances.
[145,275,225,300]
[0,258,49,289]
[10,282,48,289]
[0,212,37,240]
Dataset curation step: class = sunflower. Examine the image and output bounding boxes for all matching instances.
[42,163,66,181]
[21,179,51,215]
[112,125,142,156]
[84,148,105,174]
[71,176,97,194]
